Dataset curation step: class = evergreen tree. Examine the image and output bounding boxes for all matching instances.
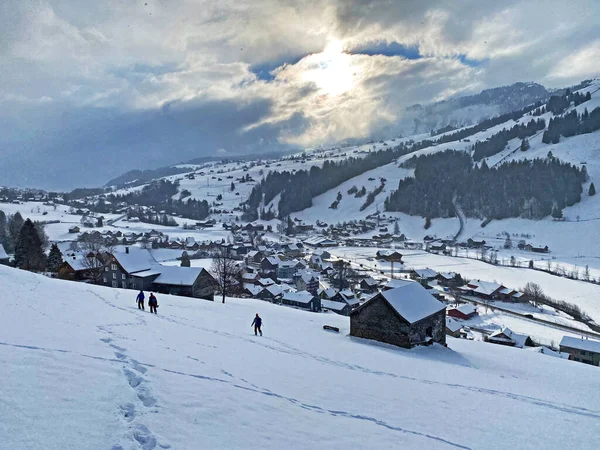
[181,251,191,267]
[230,182,235,192]
[14,219,46,271]
[7,212,24,253]
[589,182,596,196]
[520,138,530,152]
[393,220,400,235]
[286,216,295,235]
[551,206,563,219]
[0,210,7,251]
[46,243,64,272]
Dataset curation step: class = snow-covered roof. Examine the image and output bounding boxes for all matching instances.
[244,284,263,296]
[361,276,378,286]
[112,249,157,274]
[499,287,516,295]
[264,284,285,296]
[153,266,207,286]
[258,278,276,287]
[383,278,413,289]
[318,287,337,298]
[454,304,478,316]
[378,283,446,324]
[264,256,281,266]
[446,317,463,333]
[438,272,456,280]
[0,244,9,260]
[322,300,348,311]
[489,327,530,348]
[299,272,316,283]
[283,291,315,304]
[63,257,88,272]
[413,268,438,279]
[242,273,258,281]
[131,268,162,278]
[560,336,600,354]
[465,280,503,296]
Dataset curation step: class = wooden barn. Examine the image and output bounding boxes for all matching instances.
[350,282,446,349]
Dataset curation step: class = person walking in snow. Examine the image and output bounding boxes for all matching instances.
[136,290,145,310]
[251,313,263,336]
[148,293,158,314]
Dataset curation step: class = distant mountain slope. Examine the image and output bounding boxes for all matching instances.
[405,82,551,135]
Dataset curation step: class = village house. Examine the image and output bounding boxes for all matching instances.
[445,317,465,338]
[277,259,301,279]
[447,304,478,320]
[281,291,321,312]
[294,272,319,295]
[428,242,446,253]
[459,280,524,302]
[148,266,215,301]
[436,272,462,288]
[318,287,337,300]
[68,226,80,234]
[102,247,157,289]
[322,299,352,316]
[410,268,439,283]
[303,236,337,247]
[57,254,96,281]
[359,276,379,293]
[459,280,504,300]
[243,284,263,298]
[487,327,533,348]
[467,238,486,249]
[559,336,600,366]
[350,283,446,348]
[257,277,276,288]
[260,256,280,279]
[376,250,403,263]
[331,289,360,309]
[245,250,264,266]
[257,284,286,302]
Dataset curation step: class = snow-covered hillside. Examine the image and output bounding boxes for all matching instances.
[1,266,599,450]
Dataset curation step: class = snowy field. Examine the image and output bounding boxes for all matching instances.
[1,265,600,450]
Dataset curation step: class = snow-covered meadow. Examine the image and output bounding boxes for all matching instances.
[1,265,600,450]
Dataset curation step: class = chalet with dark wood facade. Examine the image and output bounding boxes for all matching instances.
[350,283,446,348]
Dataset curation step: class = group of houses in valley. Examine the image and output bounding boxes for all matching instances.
[58,246,216,300]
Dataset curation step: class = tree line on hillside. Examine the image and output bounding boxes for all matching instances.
[90,180,210,221]
[384,151,586,220]
[472,119,546,161]
[245,146,412,219]
[542,107,600,144]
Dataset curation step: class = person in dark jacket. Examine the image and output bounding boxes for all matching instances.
[148,293,158,314]
[251,313,262,336]
[136,290,145,310]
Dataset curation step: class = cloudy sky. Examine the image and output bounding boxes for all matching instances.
[1,0,599,189]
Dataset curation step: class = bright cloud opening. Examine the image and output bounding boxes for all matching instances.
[302,39,357,97]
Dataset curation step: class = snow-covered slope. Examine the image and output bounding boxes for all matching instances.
[1,266,599,450]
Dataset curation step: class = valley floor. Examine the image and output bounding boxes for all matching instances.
[1,266,599,450]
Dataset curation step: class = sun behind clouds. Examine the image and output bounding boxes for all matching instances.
[302,39,357,97]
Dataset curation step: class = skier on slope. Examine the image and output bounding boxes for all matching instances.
[251,313,263,336]
[148,293,158,314]
[136,290,145,310]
